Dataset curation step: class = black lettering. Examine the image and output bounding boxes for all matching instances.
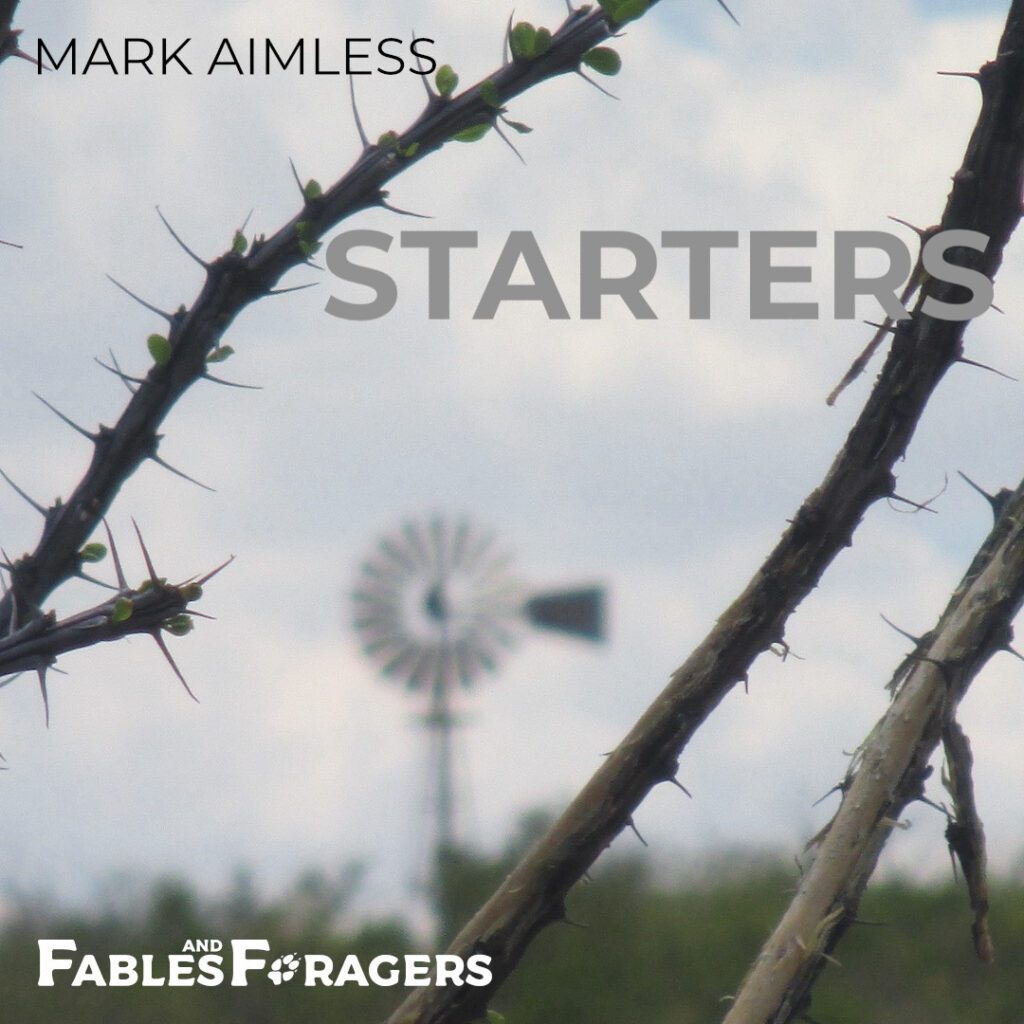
[409,37,437,75]
[376,37,405,75]
[345,37,372,75]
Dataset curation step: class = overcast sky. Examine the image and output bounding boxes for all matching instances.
[2,0,1022,928]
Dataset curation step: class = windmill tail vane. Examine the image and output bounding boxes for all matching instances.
[523,587,606,643]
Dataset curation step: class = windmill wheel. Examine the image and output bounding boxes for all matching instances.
[352,517,522,691]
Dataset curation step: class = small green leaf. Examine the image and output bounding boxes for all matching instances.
[298,239,322,258]
[435,64,459,97]
[400,142,420,158]
[79,543,107,564]
[206,345,235,365]
[163,614,194,637]
[181,583,204,602]
[610,0,648,23]
[487,1013,506,1024]
[231,231,247,254]
[137,577,167,594]
[452,123,492,143]
[377,130,399,150]
[509,21,537,60]
[583,47,622,76]
[479,80,501,109]
[504,119,533,134]
[534,27,552,55]
[147,334,171,367]
[111,597,133,624]
[597,0,619,13]
[303,178,323,200]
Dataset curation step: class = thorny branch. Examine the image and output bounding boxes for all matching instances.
[723,473,1024,1024]
[384,3,1024,1022]
[0,1,40,74]
[0,1,688,681]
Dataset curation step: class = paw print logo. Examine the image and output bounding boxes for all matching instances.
[267,953,301,985]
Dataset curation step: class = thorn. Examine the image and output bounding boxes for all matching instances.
[193,554,236,587]
[493,121,526,165]
[201,372,263,390]
[937,70,982,83]
[892,473,948,516]
[812,781,847,807]
[916,793,950,816]
[187,609,217,621]
[3,30,48,70]
[267,281,319,297]
[627,817,649,847]
[95,349,143,393]
[131,518,160,583]
[239,208,254,234]
[37,667,51,727]
[666,776,692,798]
[94,357,140,390]
[103,519,129,591]
[955,356,1017,382]
[148,454,216,493]
[887,214,929,239]
[504,10,515,65]
[862,319,897,335]
[1001,644,1024,664]
[32,392,98,441]
[349,77,371,149]
[377,194,433,219]
[956,470,1013,519]
[105,274,173,322]
[0,238,24,249]
[715,0,741,26]
[288,157,306,198]
[155,206,209,269]
[827,318,896,406]
[411,29,434,98]
[151,630,199,702]
[0,468,47,516]
[880,613,926,646]
[75,569,118,591]
[888,492,939,514]
[575,68,619,100]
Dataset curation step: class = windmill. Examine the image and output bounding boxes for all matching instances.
[351,515,605,856]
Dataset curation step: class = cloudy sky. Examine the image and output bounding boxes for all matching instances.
[2,0,1022,928]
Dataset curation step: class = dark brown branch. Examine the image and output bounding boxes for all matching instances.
[0,573,203,680]
[384,5,1024,1022]
[0,1,672,637]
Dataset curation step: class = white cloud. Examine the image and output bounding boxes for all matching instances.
[2,0,1023,921]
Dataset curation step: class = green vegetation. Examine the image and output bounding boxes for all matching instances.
[3,831,1023,1023]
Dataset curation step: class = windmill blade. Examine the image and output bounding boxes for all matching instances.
[523,587,606,643]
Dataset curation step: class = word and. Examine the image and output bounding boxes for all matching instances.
[323,229,993,323]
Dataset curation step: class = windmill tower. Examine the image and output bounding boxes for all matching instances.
[352,516,605,857]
